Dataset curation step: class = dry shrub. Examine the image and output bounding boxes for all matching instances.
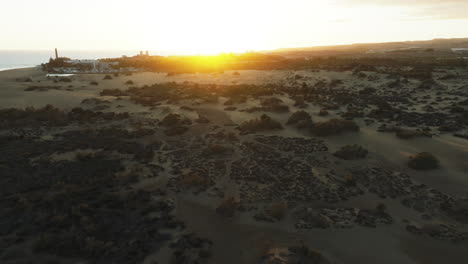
[288,245,324,264]
[180,105,194,111]
[408,152,439,170]
[114,170,139,185]
[333,144,368,160]
[59,77,72,83]
[421,223,443,236]
[318,109,329,116]
[238,114,283,134]
[181,172,210,188]
[160,114,181,127]
[224,96,246,106]
[216,197,237,217]
[396,129,430,139]
[311,118,359,136]
[203,144,229,156]
[344,174,356,186]
[376,203,387,213]
[76,152,97,161]
[100,89,128,96]
[164,126,189,136]
[286,110,312,126]
[268,202,288,220]
[257,97,290,113]
[160,113,191,127]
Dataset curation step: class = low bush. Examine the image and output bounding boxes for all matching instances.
[181,172,211,188]
[159,113,191,127]
[333,144,368,160]
[408,152,439,170]
[238,114,283,134]
[164,126,188,136]
[396,129,430,139]
[268,202,288,220]
[287,110,312,128]
[100,89,128,97]
[216,197,237,217]
[311,119,359,136]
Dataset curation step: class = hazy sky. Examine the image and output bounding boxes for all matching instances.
[2,0,468,54]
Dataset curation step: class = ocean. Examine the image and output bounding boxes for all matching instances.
[0,50,154,72]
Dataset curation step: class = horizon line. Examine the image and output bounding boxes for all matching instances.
[1,36,468,56]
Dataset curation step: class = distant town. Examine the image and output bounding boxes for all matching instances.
[44,38,468,75]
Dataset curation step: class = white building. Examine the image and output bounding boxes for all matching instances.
[64,59,118,73]
[452,48,468,53]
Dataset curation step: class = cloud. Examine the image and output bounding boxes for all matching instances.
[335,0,468,19]
[329,18,352,23]
[337,0,467,6]
[411,5,468,20]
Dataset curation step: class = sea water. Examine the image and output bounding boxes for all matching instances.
[0,50,156,72]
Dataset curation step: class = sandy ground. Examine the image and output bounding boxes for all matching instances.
[1,67,467,264]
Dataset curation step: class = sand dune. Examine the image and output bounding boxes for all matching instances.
[1,67,467,264]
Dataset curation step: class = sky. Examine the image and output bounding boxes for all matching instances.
[2,0,468,54]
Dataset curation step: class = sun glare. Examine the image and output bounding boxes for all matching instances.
[2,0,468,52]
[138,0,388,55]
[139,0,285,55]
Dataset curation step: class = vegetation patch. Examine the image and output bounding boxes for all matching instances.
[238,114,283,134]
[287,110,313,129]
[333,145,368,160]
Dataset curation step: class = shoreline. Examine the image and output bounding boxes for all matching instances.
[0,65,38,72]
